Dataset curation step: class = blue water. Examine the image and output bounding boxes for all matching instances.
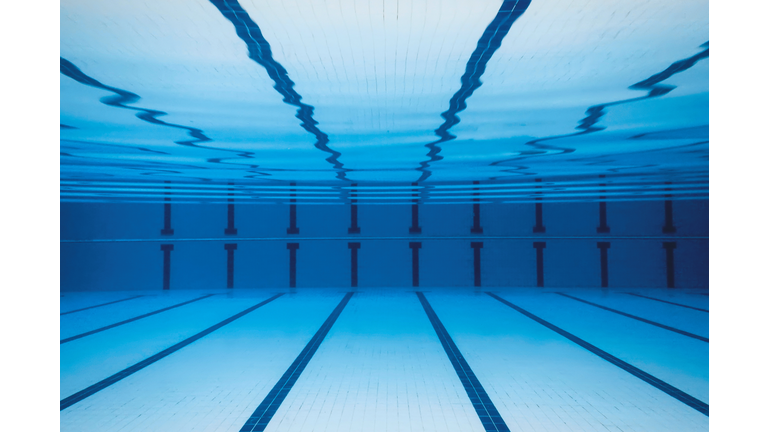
[60,288,709,431]
[60,0,708,203]
[60,1,709,430]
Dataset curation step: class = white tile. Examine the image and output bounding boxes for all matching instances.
[61,288,709,431]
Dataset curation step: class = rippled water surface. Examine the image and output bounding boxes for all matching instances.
[60,0,708,203]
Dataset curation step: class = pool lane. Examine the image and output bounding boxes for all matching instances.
[60,293,282,400]
[239,292,354,432]
[60,291,345,432]
[427,292,708,430]
[647,290,710,309]
[260,290,487,432]
[61,294,284,410]
[61,291,143,312]
[60,288,710,431]
[417,292,510,432]
[61,294,217,343]
[488,293,707,416]
[61,295,144,315]
[489,290,709,405]
[60,291,218,339]
[555,292,708,342]
[563,290,709,338]
[624,292,709,312]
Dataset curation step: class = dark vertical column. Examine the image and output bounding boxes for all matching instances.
[410,242,422,287]
[597,242,611,288]
[533,242,546,287]
[161,244,174,290]
[471,242,483,287]
[597,175,610,233]
[287,243,299,288]
[287,182,299,234]
[225,243,237,288]
[225,183,238,235]
[597,202,609,233]
[409,182,422,234]
[348,242,360,287]
[663,182,677,233]
[471,181,483,234]
[348,183,360,234]
[161,181,174,235]
[663,242,677,288]
[533,178,546,233]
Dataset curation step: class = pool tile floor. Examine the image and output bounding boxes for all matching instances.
[60,287,708,432]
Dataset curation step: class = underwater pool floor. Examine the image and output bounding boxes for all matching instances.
[60,287,709,431]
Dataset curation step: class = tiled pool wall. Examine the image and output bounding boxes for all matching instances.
[60,199,708,291]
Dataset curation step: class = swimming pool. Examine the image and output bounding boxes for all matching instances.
[60,0,709,430]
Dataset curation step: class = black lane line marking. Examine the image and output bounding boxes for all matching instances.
[410,242,422,287]
[287,243,299,288]
[472,205,483,233]
[663,182,677,233]
[472,181,484,234]
[226,183,238,235]
[60,293,284,411]
[623,292,708,313]
[348,183,359,232]
[597,242,610,288]
[225,243,238,288]
[485,292,708,416]
[555,292,708,343]
[239,292,354,432]
[61,294,216,344]
[416,292,510,431]
[533,179,546,233]
[597,175,610,233]
[287,183,299,234]
[533,241,546,287]
[410,203,422,233]
[416,0,531,182]
[161,244,174,290]
[161,181,174,235]
[209,0,348,181]
[534,202,545,232]
[663,200,676,232]
[349,242,360,287]
[471,242,483,287]
[348,183,360,234]
[663,241,677,288]
[61,295,145,316]
[597,201,609,232]
[409,182,422,234]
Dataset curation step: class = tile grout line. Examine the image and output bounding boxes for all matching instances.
[485,292,708,416]
[60,293,285,411]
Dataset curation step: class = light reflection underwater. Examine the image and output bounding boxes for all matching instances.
[60,0,709,430]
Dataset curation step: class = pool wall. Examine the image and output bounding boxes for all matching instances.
[61,199,708,290]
